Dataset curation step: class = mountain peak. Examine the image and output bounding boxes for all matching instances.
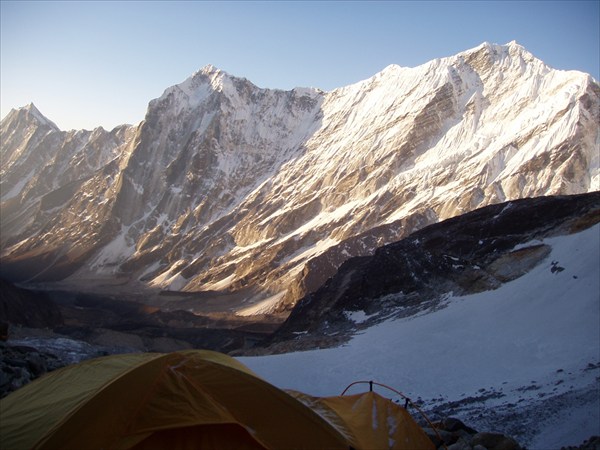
[23,102,40,112]
[154,63,260,111]
[362,41,535,90]
[28,103,58,127]
[448,40,549,77]
[462,40,512,57]
[505,39,522,49]
[192,64,243,85]
[2,103,60,131]
[199,64,221,75]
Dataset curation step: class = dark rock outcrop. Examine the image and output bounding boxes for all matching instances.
[0,341,66,398]
[561,436,600,450]
[0,279,63,328]
[268,192,600,347]
[424,417,523,450]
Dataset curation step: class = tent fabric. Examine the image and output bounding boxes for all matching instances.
[297,391,436,450]
[0,350,435,450]
[288,390,435,450]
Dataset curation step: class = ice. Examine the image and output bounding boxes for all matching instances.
[88,226,135,271]
[237,292,286,316]
[203,273,236,291]
[345,310,375,324]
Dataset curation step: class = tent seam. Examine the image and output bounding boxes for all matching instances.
[173,362,272,449]
[192,359,353,449]
[118,353,184,442]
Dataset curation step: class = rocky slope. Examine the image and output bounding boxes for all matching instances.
[1,42,598,315]
[263,191,600,350]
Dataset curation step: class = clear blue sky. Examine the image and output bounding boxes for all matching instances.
[1,1,598,131]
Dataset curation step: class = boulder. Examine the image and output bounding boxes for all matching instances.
[471,432,521,450]
[0,341,66,398]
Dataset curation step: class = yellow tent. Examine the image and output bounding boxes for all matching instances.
[0,350,434,450]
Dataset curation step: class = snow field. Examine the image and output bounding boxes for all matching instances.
[240,224,600,447]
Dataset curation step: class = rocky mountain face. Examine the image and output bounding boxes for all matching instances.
[266,192,600,350]
[0,103,138,281]
[1,42,599,316]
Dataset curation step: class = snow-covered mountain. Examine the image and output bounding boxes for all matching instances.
[1,41,598,316]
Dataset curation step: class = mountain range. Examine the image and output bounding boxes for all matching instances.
[1,41,598,317]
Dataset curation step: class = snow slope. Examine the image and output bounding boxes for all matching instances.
[240,224,600,448]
